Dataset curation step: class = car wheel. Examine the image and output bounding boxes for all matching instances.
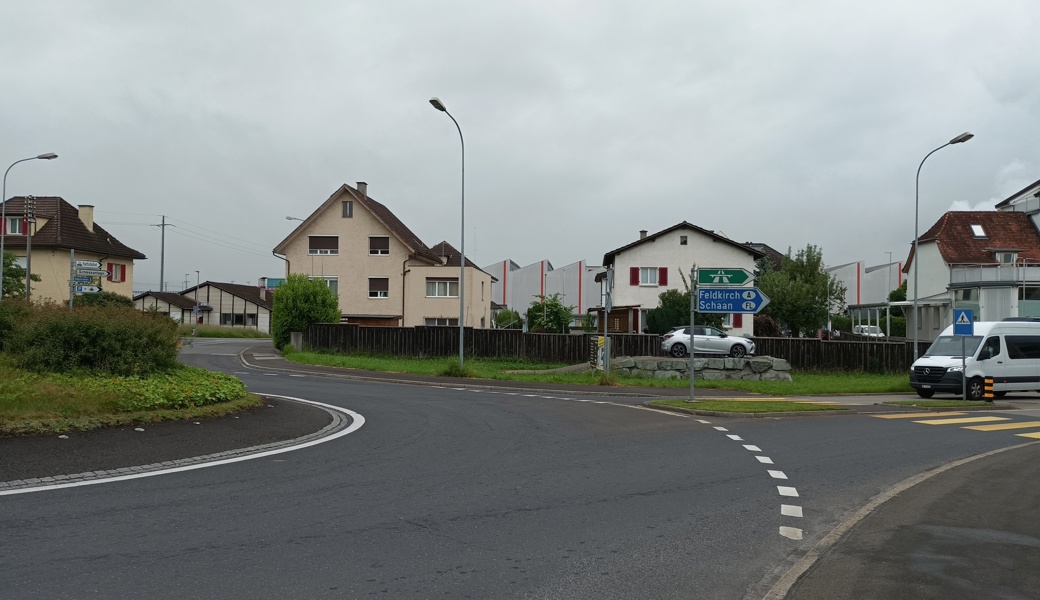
[967,377,985,401]
[729,344,747,358]
[915,389,935,399]
[669,343,688,358]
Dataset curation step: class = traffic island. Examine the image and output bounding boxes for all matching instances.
[611,356,793,381]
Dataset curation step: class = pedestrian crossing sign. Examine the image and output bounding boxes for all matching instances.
[953,309,973,336]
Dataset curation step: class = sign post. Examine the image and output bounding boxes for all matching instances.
[953,309,974,400]
[696,268,754,286]
[689,267,696,403]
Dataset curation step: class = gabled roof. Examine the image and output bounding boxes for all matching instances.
[273,183,441,264]
[429,241,496,280]
[187,281,274,310]
[2,196,146,259]
[994,177,1040,209]
[903,211,1040,272]
[133,291,200,310]
[602,221,763,266]
[743,241,784,272]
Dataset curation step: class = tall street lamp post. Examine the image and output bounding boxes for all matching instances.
[1,153,58,303]
[429,97,466,368]
[913,132,973,359]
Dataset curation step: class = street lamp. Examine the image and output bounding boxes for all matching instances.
[1,152,58,303]
[913,132,973,359]
[429,96,466,368]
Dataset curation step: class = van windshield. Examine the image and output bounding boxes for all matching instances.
[924,335,982,358]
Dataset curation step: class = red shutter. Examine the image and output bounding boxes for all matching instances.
[22,218,28,235]
[120,264,127,283]
[658,267,668,286]
[630,267,639,286]
[107,262,114,282]
[734,313,743,328]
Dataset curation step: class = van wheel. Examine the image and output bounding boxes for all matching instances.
[916,389,934,399]
[967,377,985,401]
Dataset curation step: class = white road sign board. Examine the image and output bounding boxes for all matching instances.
[74,268,110,278]
[74,260,102,269]
[75,285,101,294]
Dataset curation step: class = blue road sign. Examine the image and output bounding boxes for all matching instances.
[953,309,974,336]
[72,276,93,283]
[697,287,771,314]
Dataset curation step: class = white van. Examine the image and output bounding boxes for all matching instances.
[910,320,1040,400]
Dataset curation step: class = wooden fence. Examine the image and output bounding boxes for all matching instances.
[304,324,929,372]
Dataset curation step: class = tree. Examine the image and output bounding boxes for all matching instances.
[494,308,523,329]
[526,293,574,333]
[757,244,847,337]
[888,280,907,318]
[270,274,341,349]
[1,250,36,300]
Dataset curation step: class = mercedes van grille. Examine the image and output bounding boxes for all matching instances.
[914,366,947,383]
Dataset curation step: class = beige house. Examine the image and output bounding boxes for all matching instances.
[135,282,274,332]
[273,182,493,328]
[1,197,145,303]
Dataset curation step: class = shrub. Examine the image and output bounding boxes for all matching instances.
[0,301,31,351]
[270,274,341,350]
[73,291,134,308]
[53,366,249,411]
[8,305,180,375]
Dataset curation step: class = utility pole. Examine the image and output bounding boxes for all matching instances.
[153,215,171,291]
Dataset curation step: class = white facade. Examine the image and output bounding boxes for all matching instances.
[481,258,604,328]
[827,260,903,307]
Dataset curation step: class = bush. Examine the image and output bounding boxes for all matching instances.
[7,305,180,375]
[73,291,134,308]
[270,274,341,350]
[0,302,31,351]
[54,365,249,411]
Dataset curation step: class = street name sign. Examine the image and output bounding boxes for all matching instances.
[697,287,771,314]
[74,260,102,269]
[696,268,753,286]
[72,276,93,283]
[75,268,110,278]
[75,285,100,294]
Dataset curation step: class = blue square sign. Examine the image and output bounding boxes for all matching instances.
[953,309,974,336]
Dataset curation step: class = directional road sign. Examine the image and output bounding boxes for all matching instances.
[953,309,974,336]
[74,260,102,269]
[697,287,771,314]
[75,285,100,294]
[75,268,110,278]
[72,276,94,283]
[696,268,753,286]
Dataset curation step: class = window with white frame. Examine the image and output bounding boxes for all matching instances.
[308,235,339,255]
[425,317,459,326]
[342,201,353,218]
[310,276,338,296]
[996,251,1017,264]
[426,278,459,297]
[5,217,23,235]
[640,267,658,285]
[369,236,390,255]
[369,277,389,298]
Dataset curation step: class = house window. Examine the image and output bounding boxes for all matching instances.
[342,201,353,218]
[310,276,338,296]
[369,236,390,255]
[5,217,24,235]
[630,267,668,286]
[426,278,459,297]
[106,263,126,283]
[680,235,687,245]
[996,252,1017,264]
[220,313,248,326]
[369,277,389,298]
[308,236,339,255]
[425,317,459,326]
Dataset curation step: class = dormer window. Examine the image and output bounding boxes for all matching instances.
[5,217,24,235]
[996,252,1017,264]
[971,224,987,239]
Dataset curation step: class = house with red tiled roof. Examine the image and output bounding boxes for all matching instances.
[1,196,146,303]
[135,282,275,332]
[903,210,1040,341]
[273,182,494,328]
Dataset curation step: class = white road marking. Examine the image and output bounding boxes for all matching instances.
[0,396,365,496]
[756,456,774,464]
[288,374,305,378]
[779,526,804,540]
[768,470,788,480]
[777,486,799,497]
[727,434,744,441]
[696,419,712,424]
[781,505,803,518]
[263,374,278,376]
[743,445,762,452]
[714,427,729,431]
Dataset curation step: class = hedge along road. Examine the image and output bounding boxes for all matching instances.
[1,338,1031,599]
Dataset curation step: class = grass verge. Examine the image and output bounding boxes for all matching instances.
[284,351,912,394]
[650,399,848,413]
[0,356,261,436]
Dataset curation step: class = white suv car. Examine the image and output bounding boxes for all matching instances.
[853,325,885,338]
[660,326,755,358]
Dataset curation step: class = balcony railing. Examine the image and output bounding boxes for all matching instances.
[950,263,1040,285]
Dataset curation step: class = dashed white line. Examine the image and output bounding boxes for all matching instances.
[768,470,788,480]
[777,486,800,497]
[726,434,744,441]
[714,427,729,432]
[756,456,774,464]
[696,419,712,424]
[743,445,762,452]
[781,505,803,518]
[779,526,804,540]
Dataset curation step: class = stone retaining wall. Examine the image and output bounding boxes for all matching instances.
[612,356,793,381]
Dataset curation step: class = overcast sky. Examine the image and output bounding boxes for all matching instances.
[3,1,1039,292]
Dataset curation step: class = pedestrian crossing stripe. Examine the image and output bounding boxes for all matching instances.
[963,421,1040,432]
[872,412,967,419]
[913,416,1010,425]
[1016,432,1040,440]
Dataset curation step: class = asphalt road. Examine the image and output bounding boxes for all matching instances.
[3,339,1039,599]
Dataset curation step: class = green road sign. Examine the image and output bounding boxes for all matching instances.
[696,268,753,286]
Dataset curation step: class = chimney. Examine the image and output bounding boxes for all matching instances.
[78,205,95,232]
[639,229,647,240]
[357,182,368,197]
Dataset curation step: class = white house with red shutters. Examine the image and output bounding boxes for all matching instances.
[599,222,763,336]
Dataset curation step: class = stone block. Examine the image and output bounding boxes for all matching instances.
[748,358,773,373]
[761,370,793,381]
[655,370,682,379]
[705,358,726,370]
[614,357,635,369]
[724,357,745,370]
[635,358,660,370]
[771,358,792,372]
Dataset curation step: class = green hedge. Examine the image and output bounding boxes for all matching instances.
[7,305,180,375]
